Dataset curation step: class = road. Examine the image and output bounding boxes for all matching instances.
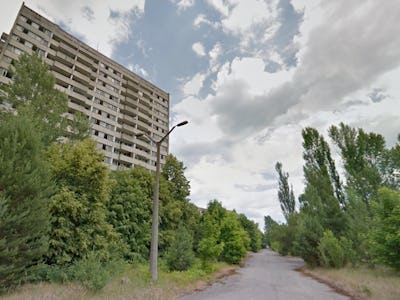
[181,249,349,300]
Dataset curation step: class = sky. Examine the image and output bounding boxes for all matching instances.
[1,0,400,228]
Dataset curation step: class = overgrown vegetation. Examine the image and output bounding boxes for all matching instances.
[0,53,261,293]
[265,123,400,273]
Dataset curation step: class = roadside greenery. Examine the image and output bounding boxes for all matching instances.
[266,123,400,272]
[0,53,261,293]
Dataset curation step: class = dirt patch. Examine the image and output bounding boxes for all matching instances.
[296,266,366,300]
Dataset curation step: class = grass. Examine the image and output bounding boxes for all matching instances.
[1,260,235,300]
[303,265,400,300]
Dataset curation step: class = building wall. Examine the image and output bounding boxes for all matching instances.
[0,4,170,171]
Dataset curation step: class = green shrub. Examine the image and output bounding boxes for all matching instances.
[270,241,281,253]
[318,230,344,268]
[32,253,128,291]
[166,225,195,271]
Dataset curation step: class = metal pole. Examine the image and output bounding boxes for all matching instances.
[150,141,161,282]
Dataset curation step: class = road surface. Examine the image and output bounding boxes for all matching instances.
[181,249,348,300]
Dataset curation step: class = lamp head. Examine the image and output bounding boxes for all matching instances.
[177,120,188,127]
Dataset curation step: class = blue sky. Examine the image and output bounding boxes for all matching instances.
[2,0,400,227]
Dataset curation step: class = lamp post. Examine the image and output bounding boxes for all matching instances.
[136,120,188,282]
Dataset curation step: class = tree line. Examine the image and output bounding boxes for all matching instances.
[0,54,262,291]
[265,125,400,270]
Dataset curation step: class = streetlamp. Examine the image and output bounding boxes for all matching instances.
[136,120,188,282]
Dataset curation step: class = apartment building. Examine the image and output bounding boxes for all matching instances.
[0,3,170,171]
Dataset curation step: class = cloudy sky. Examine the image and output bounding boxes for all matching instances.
[1,0,400,227]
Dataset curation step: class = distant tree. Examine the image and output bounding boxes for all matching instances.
[0,115,54,290]
[275,162,296,221]
[263,215,278,247]
[166,225,195,271]
[238,214,262,252]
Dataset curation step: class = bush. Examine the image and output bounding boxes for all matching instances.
[166,225,195,271]
[32,253,128,291]
[318,230,344,268]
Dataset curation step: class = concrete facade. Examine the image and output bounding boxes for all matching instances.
[0,4,170,171]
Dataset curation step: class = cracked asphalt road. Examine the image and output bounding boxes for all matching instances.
[181,249,349,300]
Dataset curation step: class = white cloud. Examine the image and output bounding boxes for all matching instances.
[209,42,222,71]
[182,73,206,96]
[127,63,148,77]
[172,0,400,228]
[175,0,195,11]
[206,0,281,51]
[7,0,145,57]
[193,14,219,29]
[206,0,229,16]
[192,42,206,56]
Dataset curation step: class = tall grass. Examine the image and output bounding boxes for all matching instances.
[2,259,233,300]
[307,266,400,300]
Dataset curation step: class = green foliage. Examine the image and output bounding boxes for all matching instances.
[369,187,400,270]
[318,230,345,268]
[161,154,190,201]
[220,212,250,264]
[293,213,324,266]
[238,214,262,252]
[158,155,200,254]
[275,162,296,221]
[0,115,54,290]
[329,123,385,207]
[263,215,278,247]
[35,253,129,291]
[108,168,153,261]
[0,53,89,145]
[268,213,300,256]
[166,225,195,271]
[198,213,224,263]
[198,201,250,265]
[267,124,400,271]
[46,139,120,264]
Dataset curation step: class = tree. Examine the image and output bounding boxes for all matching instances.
[220,212,249,264]
[166,225,195,271]
[300,127,345,235]
[46,139,119,265]
[238,214,262,252]
[108,167,153,261]
[329,123,385,207]
[0,115,54,290]
[263,215,278,247]
[295,128,346,265]
[369,187,400,270]
[0,53,89,145]
[275,162,296,221]
[161,154,190,202]
[198,201,226,264]
[158,155,200,254]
